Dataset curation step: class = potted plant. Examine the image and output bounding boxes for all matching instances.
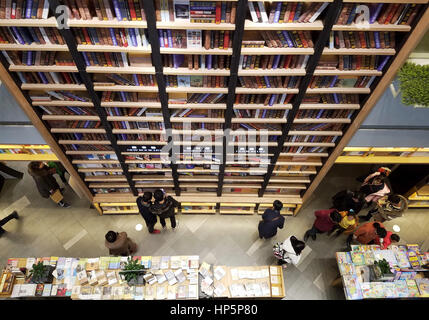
[397,62,429,108]
[118,257,146,286]
[372,259,394,281]
[29,262,54,284]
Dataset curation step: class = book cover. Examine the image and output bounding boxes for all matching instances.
[174,0,189,21]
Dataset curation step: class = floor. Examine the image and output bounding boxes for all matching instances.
[1,162,428,300]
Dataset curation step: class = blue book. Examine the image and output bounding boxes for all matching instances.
[262,109,268,118]
[158,30,164,48]
[121,134,127,140]
[119,91,126,102]
[268,94,276,106]
[83,121,90,128]
[346,5,357,25]
[11,27,26,44]
[207,54,212,69]
[282,31,294,48]
[190,6,216,11]
[333,93,339,104]
[329,75,338,88]
[38,72,48,84]
[69,107,83,115]
[129,28,137,47]
[26,51,32,65]
[221,2,226,21]
[167,30,173,48]
[212,93,224,103]
[121,121,127,128]
[27,27,40,44]
[316,109,324,118]
[264,76,271,88]
[370,4,384,24]
[374,32,380,48]
[82,52,90,66]
[112,0,122,20]
[294,3,303,21]
[92,28,101,44]
[377,56,390,71]
[74,133,83,140]
[120,0,127,20]
[25,0,33,19]
[272,55,280,69]
[274,3,282,23]
[90,52,99,66]
[19,27,34,44]
[132,74,139,86]
[198,93,210,103]
[109,28,118,46]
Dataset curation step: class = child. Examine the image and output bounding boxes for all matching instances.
[329,210,357,237]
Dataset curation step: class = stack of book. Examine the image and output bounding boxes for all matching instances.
[0,26,64,44]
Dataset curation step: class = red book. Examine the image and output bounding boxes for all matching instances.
[120,29,128,47]
[104,52,112,66]
[356,56,361,69]
[384,4,399,24]
[82,28,92,44]
[283,55,292,69]
[298,31,308,48]
[62,72,72,84]
[289,3,297,23]
[128,0,137,20]
[215,1,221,24]
[223,31,229,49]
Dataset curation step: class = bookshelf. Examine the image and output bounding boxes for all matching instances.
[0,144,57,161]
[0,0,427,215]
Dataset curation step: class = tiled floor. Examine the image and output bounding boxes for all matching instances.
[1,162,428,300]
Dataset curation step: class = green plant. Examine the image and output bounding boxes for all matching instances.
[29,262,47,282]
[374,259,392,275]
[398,62,429,107]
[119,257,145,284]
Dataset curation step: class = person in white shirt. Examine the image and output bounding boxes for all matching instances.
[275,236,306,269]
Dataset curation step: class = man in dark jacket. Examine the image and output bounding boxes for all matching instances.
[303,209,342,242]
[150,189,180,230]
[258,200,285,239]
[331,189,365,214]
[136,191,160,234]
[28,161,70,208]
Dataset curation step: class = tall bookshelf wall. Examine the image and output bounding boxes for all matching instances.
[0,0,428,215]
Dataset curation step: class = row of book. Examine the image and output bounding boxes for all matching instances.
[261,30,314,49]
[92,187,131,193]
[82,51,130,67]
[232,123,282,131]
[17,71,82,85]
[0,26,64,44]
[234,93,294,106]
[73,27,149,47]
[38,105,97,116]
[156,0,237,24]
[329,31,396,50]
[248,1,328,24]
[239,54,309,71]
[174,93,226,104]
[48,120,101,129]
[116,133,166,142]
[64,0,147,21]
[317,55,390,71]
[233,109,287,120]
[159,29,232,50]
[308,75,376,89]
[172,123,223,130]
[283,146,328,154]
[166,75,228,88]
[0,0,49,19]
[302,93,360,105]
[1,51,74,66]
[238,76,301,89]
[163,54,231,70]
[58,133,108,141]
[170,108,223,118]
[111,121,165,131]
[291,123,344,132]
[30,90,90,102]
[285,135,338,144]
[295,109,354,120]
[63,144,114,152]
[101,73,156,86]
[0,147,52,155]
[106,106,151,117]
[101,91,159,102]
[337,3,421,26]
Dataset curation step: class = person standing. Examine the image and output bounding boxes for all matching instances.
[303,209,342,242]
[27,161,70,208]
[136,191,160,234]
[0,210,19,238]
[258,200,285,239]
[104,231,137,256]
[328,209,358,237]
[360,194,408,222]
[346,222,387,250]
[274,236,306,269]
[150,189,180,230]
[47,161,68,185]
[331,190,365,214]
[375,231,400,250]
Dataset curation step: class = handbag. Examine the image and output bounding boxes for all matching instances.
[50,189,63,203]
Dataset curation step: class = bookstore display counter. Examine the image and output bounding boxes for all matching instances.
[0,255,285,300]
[335,244,429,300]
[0,144,57,161]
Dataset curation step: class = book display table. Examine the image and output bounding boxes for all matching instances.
[336,244,429,300]
[1,255,285,300]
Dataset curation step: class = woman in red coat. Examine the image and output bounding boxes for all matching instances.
[346,222,387,250]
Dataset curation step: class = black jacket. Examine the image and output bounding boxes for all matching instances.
[136,197,157,224]
[332,190,364,214]
[28,165,60,198]
[258,209,285,239]
[149,196,180,219]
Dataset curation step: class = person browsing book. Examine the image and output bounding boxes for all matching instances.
[303,209,342,242]
[105,230,137,256]
[149,189,180,231]
[345,222,387,251]
[136,191,160,234]
[258,200,285,239]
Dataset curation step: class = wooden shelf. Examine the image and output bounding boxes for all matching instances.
[0,17,57,27]
[163,67,231,76]
[128,168,171,172]
[169,103,226,109]
[228,142,278,146]
[68,18,148,28]
[270,176,311,183]
[160,47,232,55]
[313,69,382,76]
[42,115,100,121]
[157,21,235,30]
[77,45,152,53]
[306,87,371,94]
[21,84,86,91]
[171,117,225,123]
[266,184,307,189]
[93,85,158,92]
[112,129,164,134]
[332,22,411,32]
[51,128,106,133]
[343,0,427,3]
[59,140,111,145]
[107,116,163,122]
[241,47,314,55]
[32,101,94,107]
[283,142,335,147]
[117,141,167,145]
[179,176,219,181]
[135,183,175,188]
[101,101,161,108]
[289,130,342,136]
[323,48,396,55]
[336,156,429,164]
[86,66,155,74]
[294,118,351,123]
[103,210,139,214]
[166,87,229,94]
[238,69,306,76]
[0,153,57,161]
[78,168,123,172]
[66,151,116,155]
[85,176,127,182]
[235,88,299,94]
[300,103,360,110]
[231,118,286,123]
[10,65,78,72]
[234,104,292,110]
[0,43,69,51]
[245,20,324,30]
